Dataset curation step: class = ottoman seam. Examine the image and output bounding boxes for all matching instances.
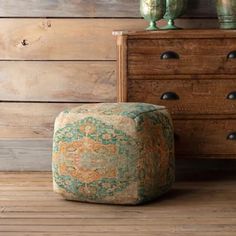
[61,108,167,119]
[132,107,167,120]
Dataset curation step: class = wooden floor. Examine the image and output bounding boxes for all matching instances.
[0,172,235,236]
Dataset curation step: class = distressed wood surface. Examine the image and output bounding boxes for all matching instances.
[122,28,236,39]
[174,119,236,158]
[0,0,217,18]
[0,61,116,102]
[0,172,235,235]
[0,19,218,61]
[117,29,236,160]
[128,38,236,76]
[128,79,236,115]
[0,103,79,139]
[0,140,52,171]
[117,35,128,103]
[0,0,221,171]
[0,19,145,60]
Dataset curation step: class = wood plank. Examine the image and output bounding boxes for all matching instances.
[0,224,236,233]
[117,35,128,102]
[0,0,141,18]
[0,140,52,171]
[0,0,217,18]
[128,38,236,76]
[0,172,235,236]
[174,120,236,158]
[0,19,218,61]
[2,210,236,220]
[0,19,146,60]
[0,103,79,139]
[1,218,235,226]
[128,79,236,115]
[1,195,235,204]
[0,234,235,236]
[123,29,236,40]
[0,61,116,102]
[1,195,235,205]
[0,172,51,178]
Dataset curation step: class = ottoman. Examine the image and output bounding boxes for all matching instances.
[52,103,175,205]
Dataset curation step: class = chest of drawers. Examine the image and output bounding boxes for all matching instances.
[115,29,236,159]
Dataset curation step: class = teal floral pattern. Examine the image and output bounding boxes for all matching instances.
[52,103,175,205]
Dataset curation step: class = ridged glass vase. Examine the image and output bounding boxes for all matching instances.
[140,0,166,31]
[162,0,188,30]
[216,0,236,29]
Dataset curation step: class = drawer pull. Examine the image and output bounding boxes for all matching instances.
[227,51,236,59]
[227,132,236,141]
[227,91,236,100]
[161,51,179,60]
[161,92,179,100]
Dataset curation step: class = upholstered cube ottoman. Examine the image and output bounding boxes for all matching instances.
[52,103,175,205]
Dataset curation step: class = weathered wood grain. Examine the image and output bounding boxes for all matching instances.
[0,103,78,139]
[0,140,52,171]
[117,36,128,103]
[0,19,218,61]
[1,218,236,226]
[174,119,236,158]
[0,0,217,18]
[122,28,236,40]
[0,61,116,102]
[128,38,236,76]
[116,29,236,160]
[0,232,236,236]
[128,79,236,115]
[0,172,235,235]
[1,224,236,233]
[0,0,221,172]
[0,19,146,60]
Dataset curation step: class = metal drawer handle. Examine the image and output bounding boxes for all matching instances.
[227,51,236,59]
[161,92,179,100]
[227,91,236,100]
[161,51,179,60]
[227,132,236,141]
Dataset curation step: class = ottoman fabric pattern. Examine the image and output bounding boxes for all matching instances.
[52,103,175,205]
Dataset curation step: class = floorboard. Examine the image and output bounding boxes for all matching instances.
[0,172,235,236]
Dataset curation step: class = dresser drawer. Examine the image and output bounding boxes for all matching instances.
[174,119,236,158]
[128,39,236,76]
[128,79,236,115]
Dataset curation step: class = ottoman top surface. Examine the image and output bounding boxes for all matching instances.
[64,103,166,119]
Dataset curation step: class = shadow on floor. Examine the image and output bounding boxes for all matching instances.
[176,158,236,181]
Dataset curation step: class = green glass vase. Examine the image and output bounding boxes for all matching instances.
[140,0,166,31]
[216,0,236,29]
[162,0,187,30]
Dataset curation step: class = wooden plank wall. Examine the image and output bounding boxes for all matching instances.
[0,0,220,171]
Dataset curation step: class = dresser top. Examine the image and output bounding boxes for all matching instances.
[113,29,236,39]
